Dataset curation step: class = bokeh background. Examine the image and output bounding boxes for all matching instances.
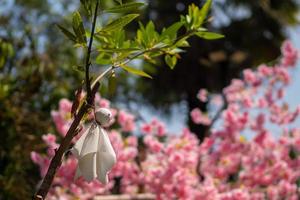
[1,0,300,199]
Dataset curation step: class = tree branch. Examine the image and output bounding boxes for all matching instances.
[197,93,227,180]
[85,0,99,96]
[33,2,102,199]
[33,83,100,200]
[204,93,227,137]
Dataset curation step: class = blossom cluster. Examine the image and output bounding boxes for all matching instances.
[32,41,300,199]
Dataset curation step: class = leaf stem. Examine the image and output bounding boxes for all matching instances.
[91,65,115,88]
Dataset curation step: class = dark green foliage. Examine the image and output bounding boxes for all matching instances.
[0,1,82,199]
[289,147,298,160]
[297,178,300,188]
[72,11,87,45]
[57,24,77,42]
[0,40,14,69]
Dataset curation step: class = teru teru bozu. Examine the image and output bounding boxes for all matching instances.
[71,108,117,184]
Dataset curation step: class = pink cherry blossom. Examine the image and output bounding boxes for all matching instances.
[190,108,211,125]
[31,41,300,200]
[197,89,208,102]
[118,110,136,132]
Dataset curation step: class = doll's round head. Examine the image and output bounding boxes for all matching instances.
[95,108,112,127]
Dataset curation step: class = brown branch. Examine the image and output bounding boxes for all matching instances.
[33,83,100,200]
[197,93,227,180]
[204,93,228,137]
[33,2,102,199]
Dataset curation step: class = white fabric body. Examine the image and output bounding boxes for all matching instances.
[71,122,117,184]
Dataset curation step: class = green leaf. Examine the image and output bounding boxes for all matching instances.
[114,0,122,4]
[146,21,155,37]
[105,2,144,13]
[95,53,111,65]
[161,21,183,40]
[57,24,77,42]
[296,178,300,187]
[289,147,298,160]
[136,21,159,48]
[80,0,93,16]
[165,55,177,69]
[73,65,85,72]
[169,48,185,54]
[176,39,190,47]
[121,65,152,78]
[101,14,139,32]
[198,0,212,26]
[72,11,87,44]
[195,32,224,40]
[98,47,139,53]
[136,22,148,47]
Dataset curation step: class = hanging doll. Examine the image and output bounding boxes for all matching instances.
[71,108,116,184]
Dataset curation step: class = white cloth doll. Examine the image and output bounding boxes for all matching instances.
[71,108,116,184]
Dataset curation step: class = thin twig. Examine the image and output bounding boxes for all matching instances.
[85,0,99,96]
[197,93,227,180]
[92,65,115,88]
[205,93,227,136]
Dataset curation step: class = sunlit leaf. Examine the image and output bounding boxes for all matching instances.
[146,21,156,40]
[195,32,224,40]
[121,65,152,78]
[165,54,177,69]
[72,11,87,44]
[169,48,185,54]
[198,0,212,26]
[95,53,111,65]
[101,14,139,32]
[176,39,190,47]
[161,21,183,40]
[98,47,139,53]
[136,21,160,48]
[105,2,145,13]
